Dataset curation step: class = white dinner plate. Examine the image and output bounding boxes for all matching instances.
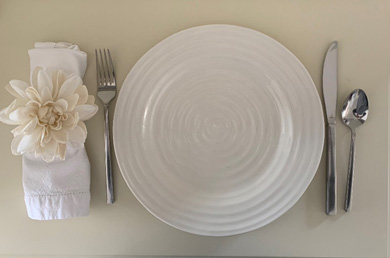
[113,24,324,236]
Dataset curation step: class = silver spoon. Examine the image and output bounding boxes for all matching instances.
[341,89,369,212]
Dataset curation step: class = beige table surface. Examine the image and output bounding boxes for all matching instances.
[0,0,389,257]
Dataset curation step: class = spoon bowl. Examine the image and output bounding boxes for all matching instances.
[341,89,368,212]
[341,89,369,129]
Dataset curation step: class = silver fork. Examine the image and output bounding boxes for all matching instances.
[96,49,116,204]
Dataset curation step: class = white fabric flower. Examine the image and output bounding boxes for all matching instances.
[0,67,98,162]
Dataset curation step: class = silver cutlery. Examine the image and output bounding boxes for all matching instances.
[341,89,368,212]
[96,49,117,204]
[322,41,338,215]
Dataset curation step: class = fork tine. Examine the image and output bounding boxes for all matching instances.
[107,49,116,85]
[99,49,107,85]
[96,49,116,87]
[103,49,111,85]
[104,49,112,85]
[103,49,115,85]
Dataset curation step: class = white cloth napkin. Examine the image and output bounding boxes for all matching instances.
[23,42,91,220]
[29,42,87,78]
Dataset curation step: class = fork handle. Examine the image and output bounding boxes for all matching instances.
[103,104,115,204]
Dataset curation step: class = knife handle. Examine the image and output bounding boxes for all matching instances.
[326,122,337,215]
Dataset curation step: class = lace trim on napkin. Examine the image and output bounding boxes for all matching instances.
[24,191,90,220]
[25,191,90,197]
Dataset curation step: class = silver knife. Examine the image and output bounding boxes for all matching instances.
[323,41,338,216]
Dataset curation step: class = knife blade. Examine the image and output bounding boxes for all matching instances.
[323,41,338,216]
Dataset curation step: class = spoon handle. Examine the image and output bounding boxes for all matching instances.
[345,129,357,212]
[326,123,337,215]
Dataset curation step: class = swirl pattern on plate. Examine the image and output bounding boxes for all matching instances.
[113,25,324,236]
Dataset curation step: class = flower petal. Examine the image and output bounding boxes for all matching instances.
[78,120,87,133]
[54,99,68,114]
[65,94,79,112]
[41,127,51,144]
[50,128,68,144]
[57,143,66,160]
[0,100,20,125]
[25,87,42,103]
[39,139,58,162]
[73,104,98,121]
[0,109,15,125]
[40,86,53,104]
[86,95,96,105]
[75,85,89,105]
[68,122,87,144]
[0,98,30,125]
[16,126,43,154]
[6,80,29,99]
[11,116,39,136]
[17,136,35,153]
[11,123,27,136]
[11,134,24,155]
[52,70,66,99]
[31,67,42,88]
[62,112,78,130]
[58,75,83,99]
[22,116,39,134]
[37,68,53,97]
[9,105,38,124]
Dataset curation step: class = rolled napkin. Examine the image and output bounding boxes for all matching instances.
[0,42,98,220]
